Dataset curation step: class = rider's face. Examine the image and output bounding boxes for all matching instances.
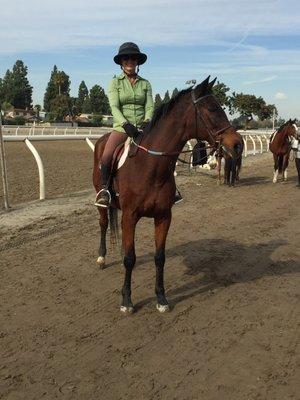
[121,55,138,74]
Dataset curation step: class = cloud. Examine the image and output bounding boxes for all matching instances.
[0,0,299,54]
[243,75,277,85]
[275,92,287,100]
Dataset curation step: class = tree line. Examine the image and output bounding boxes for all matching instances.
[0,60,281,128]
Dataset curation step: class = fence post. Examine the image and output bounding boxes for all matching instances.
[25,138,45,200]
[0,112,10,210]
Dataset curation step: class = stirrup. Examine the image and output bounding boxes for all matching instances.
[174,191,183,205]
[94,189,112,208]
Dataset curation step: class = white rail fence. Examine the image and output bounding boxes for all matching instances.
[2,129,273,202]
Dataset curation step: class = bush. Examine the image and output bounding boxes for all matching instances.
[4,116,26,125]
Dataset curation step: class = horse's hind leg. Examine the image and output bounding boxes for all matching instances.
[120,212,137,314]
[97,207,108,268]
[154,212,171,313]
[283,154,289,181]
[273,155,279,183]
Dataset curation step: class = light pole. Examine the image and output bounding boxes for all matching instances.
[185,79,196,86]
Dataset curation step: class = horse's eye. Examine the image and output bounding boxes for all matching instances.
[208,107,218,113]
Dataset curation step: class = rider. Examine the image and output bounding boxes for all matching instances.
[95,42,154,207]
[95,42,183,207]
[291,128,300,187]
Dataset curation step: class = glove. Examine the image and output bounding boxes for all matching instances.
[122,122,139,138]
[140,120,151,132]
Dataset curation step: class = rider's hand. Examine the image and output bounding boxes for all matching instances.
[140,120,150,132]
[122,122,139,138]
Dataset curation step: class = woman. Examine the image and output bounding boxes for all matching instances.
[95,42,154,207]
[291,129,300,187]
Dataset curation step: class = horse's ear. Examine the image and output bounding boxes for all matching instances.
[194,75,210,97]
[208,77,217,92]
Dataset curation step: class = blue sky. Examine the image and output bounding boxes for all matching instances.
[0,0,299,119]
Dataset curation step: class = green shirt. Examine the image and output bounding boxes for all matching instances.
[108,73,154,133]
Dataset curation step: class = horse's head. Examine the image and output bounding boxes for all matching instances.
[279,119,298,139]
[186,76,236,146]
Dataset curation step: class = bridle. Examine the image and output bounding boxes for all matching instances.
[132,90,233,157]
[191,91,233,147]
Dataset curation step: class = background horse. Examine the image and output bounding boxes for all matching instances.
[269,119,297,183]
[93,76,238,314]
[215,131,244,186]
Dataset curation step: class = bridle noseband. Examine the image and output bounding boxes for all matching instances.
[191,91,233,147]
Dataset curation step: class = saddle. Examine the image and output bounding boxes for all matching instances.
[110,131,144,174]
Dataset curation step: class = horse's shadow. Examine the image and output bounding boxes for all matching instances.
[129,238,299,310]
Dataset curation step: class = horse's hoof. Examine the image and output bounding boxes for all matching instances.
[120,305,134,314]
[156,303,170,313]
[97,256,105,269]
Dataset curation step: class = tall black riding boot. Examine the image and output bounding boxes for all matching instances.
[94,164,111,208]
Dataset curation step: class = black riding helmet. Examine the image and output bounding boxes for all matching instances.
[114,42,147,65]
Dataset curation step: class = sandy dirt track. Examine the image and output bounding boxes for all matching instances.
[0,151,299,400]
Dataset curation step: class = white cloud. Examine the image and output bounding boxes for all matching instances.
[243,76,277,85]
[275,92,287,100]
[0,0,299,53]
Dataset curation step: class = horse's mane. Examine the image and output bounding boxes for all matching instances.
[148,87,192,130]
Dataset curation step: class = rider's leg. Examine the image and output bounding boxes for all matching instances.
[95,131,127,207]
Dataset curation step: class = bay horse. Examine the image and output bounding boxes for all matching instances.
[93,76,238,314]
[269,119,298,183]
[215,131,244,186]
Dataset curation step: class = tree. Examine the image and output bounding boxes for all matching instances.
[34,104,41,119]
[43,66,70,111]
[76,81,89,113]
[49,94,70,122]
[212,81,231,108]
[257,104,277,121]
[0,61,32,109]
[10,60,33,108]
[154,93,163,110]
[90,84,110,114]
[82,96,92,113]
[171,88,179,98]
[163,90,170,103]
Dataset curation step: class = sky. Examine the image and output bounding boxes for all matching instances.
[0,0,299,119]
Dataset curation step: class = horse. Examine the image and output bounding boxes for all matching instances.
[93,76,238,314]
[269,119,298,183]
[215,131,244,186]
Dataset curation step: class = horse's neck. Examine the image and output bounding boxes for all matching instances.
[144,118,188,155]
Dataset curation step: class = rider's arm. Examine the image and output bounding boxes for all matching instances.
[108,79,127,128]
[144,81,154,122]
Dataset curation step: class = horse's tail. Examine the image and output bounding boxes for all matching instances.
[278,155,284,173]
[109,206,119,245]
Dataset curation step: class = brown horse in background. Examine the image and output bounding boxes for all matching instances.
[215,131,244,186]
[93,76,238,314]
[269,119,297,183]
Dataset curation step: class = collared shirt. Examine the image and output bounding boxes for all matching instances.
[108,73,154,133]
[291,136,300,159]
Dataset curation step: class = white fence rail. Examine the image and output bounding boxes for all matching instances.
[2,125,111,137]
[2,128,273,203]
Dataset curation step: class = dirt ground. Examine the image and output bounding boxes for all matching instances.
[0,148,299,400]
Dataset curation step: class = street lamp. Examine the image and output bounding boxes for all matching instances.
[185,79,196,86]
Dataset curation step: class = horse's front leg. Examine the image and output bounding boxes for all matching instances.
[154,212,172,313]
[216,156,222,185]
[120,212,137,314]
[96,208,108,269]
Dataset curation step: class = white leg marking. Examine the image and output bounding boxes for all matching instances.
[156,304,170,313]
[97,256,105,267]
[120,305,134,314]
[284,169,288,181]
[273,170,278,183]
